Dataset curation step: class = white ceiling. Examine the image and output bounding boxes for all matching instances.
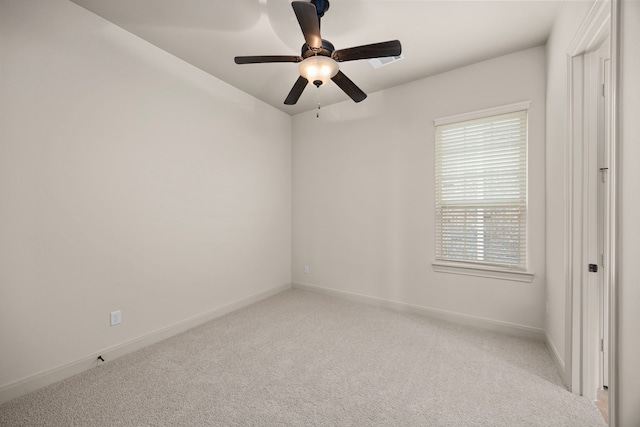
[69,0,561,115]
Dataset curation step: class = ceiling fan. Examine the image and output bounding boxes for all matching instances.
[234,0,402,105]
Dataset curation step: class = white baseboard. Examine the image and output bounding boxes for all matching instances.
[0,282,291,405]
[293,282,545,341]
[545,332,569,387]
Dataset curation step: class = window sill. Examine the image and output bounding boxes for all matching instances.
[432,261,534,283]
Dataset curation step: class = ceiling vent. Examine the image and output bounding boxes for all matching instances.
[369,54,404,69]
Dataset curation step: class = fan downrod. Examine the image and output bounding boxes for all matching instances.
[311,0,329,18]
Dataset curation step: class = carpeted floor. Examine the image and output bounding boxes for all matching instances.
[0,289,607,426]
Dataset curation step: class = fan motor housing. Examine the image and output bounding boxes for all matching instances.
[301,39,335,58]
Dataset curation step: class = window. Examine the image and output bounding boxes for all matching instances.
[434,102,530,277]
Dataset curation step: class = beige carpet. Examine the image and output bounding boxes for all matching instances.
[0,289,607,426]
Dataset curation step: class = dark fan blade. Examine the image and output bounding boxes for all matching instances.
[284,76,309,105]
[235,55,302,64]
[332,40,402,62]
[292,1,322,49]
[331,71,366,103]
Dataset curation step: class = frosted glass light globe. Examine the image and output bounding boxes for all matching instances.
[298,56,339,86]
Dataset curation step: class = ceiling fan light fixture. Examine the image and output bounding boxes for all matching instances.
[298,56,339,86]
[235,1,400,104]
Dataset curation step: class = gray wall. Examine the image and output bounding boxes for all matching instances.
[0,0,291,394]
[292,46,547,335]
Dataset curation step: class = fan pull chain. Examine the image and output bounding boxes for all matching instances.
[316,86,321,118]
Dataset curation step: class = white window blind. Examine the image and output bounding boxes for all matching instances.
[435,108,528,270]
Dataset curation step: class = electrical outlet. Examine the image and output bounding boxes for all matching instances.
[110,310,121,326]
[304,265,309,274]
[545,302,549,316]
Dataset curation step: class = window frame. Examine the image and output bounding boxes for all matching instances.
[432,101,534,282]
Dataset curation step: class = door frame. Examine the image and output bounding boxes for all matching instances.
[565,0,619,425]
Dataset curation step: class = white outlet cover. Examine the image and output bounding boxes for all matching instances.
[110,310,121,326]
[303,265,309,274]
